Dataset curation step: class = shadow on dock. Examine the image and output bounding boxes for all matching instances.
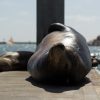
[26,76,91,93]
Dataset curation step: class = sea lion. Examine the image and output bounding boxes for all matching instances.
[91,53,100,67]
[27,23,92,83]
[0,51,33,72]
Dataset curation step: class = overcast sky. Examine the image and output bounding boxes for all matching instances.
[0,0,100,42]
[65,0,100,41]
[0,0,36,42]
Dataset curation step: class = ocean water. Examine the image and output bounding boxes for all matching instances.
[0,43,36,54]
[0,44,100,57]
[0,44,99,56]
[0,44,100,69]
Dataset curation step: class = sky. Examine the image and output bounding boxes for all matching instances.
[65,0,100,41]
[0,0,100,42]
[0,0,36,42]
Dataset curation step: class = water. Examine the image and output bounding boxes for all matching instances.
[0,44,99,56]
[0,43,36,54]
[0,44,100,69]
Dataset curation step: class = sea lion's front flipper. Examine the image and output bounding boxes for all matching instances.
[48,43,65,63]
[48,43,70,68]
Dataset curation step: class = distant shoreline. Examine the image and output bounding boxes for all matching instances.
[0,42,36,44]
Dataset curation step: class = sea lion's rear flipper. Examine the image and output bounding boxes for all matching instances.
[48,23,67,33]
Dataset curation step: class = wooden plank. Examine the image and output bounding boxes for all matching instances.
[0,69,100,100]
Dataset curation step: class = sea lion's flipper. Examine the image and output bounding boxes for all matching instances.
[48,43,67,66]
[48,23,67,33]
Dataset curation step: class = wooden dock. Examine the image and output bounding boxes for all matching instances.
[0,68,100,100]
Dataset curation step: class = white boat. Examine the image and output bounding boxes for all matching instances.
[6,37,14,46]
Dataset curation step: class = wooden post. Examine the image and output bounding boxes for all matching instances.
[37,0,64,45]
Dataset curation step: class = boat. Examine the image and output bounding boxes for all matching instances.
[6,36,14,46]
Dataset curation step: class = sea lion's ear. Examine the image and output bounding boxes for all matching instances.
[48,23,66,33]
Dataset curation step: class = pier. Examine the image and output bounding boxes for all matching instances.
[0,68,100,100]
